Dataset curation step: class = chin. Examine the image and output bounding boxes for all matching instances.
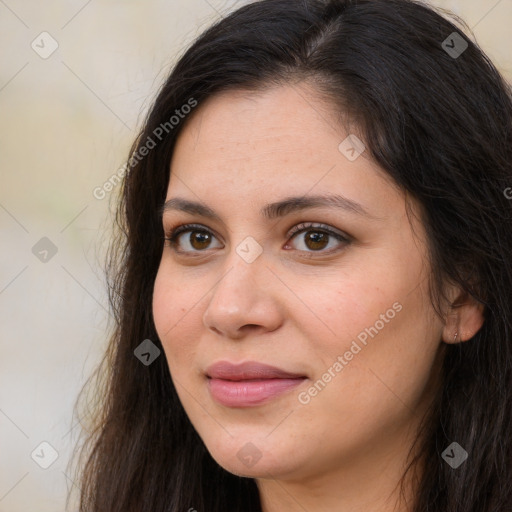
[202,434,298,479]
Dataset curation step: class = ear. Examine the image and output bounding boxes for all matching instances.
[441,286,485,344]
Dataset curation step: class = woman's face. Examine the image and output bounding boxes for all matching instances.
[152,84,446,483]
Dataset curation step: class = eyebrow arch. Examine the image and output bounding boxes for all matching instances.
[160,194,381,221]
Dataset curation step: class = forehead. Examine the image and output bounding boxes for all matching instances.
[167,84,403,218]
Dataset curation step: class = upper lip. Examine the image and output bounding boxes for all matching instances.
[205,361,306,381]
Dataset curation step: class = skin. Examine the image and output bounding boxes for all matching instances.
[152,83,484,512]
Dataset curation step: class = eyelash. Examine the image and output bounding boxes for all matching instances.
[163,222,351,257]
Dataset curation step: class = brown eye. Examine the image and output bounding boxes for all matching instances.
[165,224,222,254]
[302,231,329,251]
[187,231,212,250]
[286,222,350,254]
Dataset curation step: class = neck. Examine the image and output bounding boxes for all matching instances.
[256,399,433,512]
[257,432,422,512]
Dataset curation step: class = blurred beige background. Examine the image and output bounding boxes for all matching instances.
[0,1,510,511]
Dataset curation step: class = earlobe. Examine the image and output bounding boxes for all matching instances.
[441,289,485,344]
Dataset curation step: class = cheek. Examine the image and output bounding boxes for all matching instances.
[303,262,439,402]
[297,298,440,462]
[315,288,439,416]
[152,266,200,369]
[298,268,405,356]
[152,267,176,336]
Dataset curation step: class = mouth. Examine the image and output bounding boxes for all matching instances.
[205,360,307,407]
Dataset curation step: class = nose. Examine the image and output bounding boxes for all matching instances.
[202,251,282,339]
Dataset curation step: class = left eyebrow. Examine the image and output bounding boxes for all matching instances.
[260,194,380,220]
[160,194,382,221]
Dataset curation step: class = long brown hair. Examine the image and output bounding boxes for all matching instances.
[72,1,512,510]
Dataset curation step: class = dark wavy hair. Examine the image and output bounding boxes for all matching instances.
[72,0,512,510]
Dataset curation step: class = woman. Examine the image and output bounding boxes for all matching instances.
[74,0,512,511]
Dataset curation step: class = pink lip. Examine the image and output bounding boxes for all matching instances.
[205,361,307,407]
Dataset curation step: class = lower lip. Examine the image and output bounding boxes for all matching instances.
[207,377,306,407]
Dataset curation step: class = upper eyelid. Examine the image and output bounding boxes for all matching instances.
[288,222,349,238]
[163,218,230,239]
